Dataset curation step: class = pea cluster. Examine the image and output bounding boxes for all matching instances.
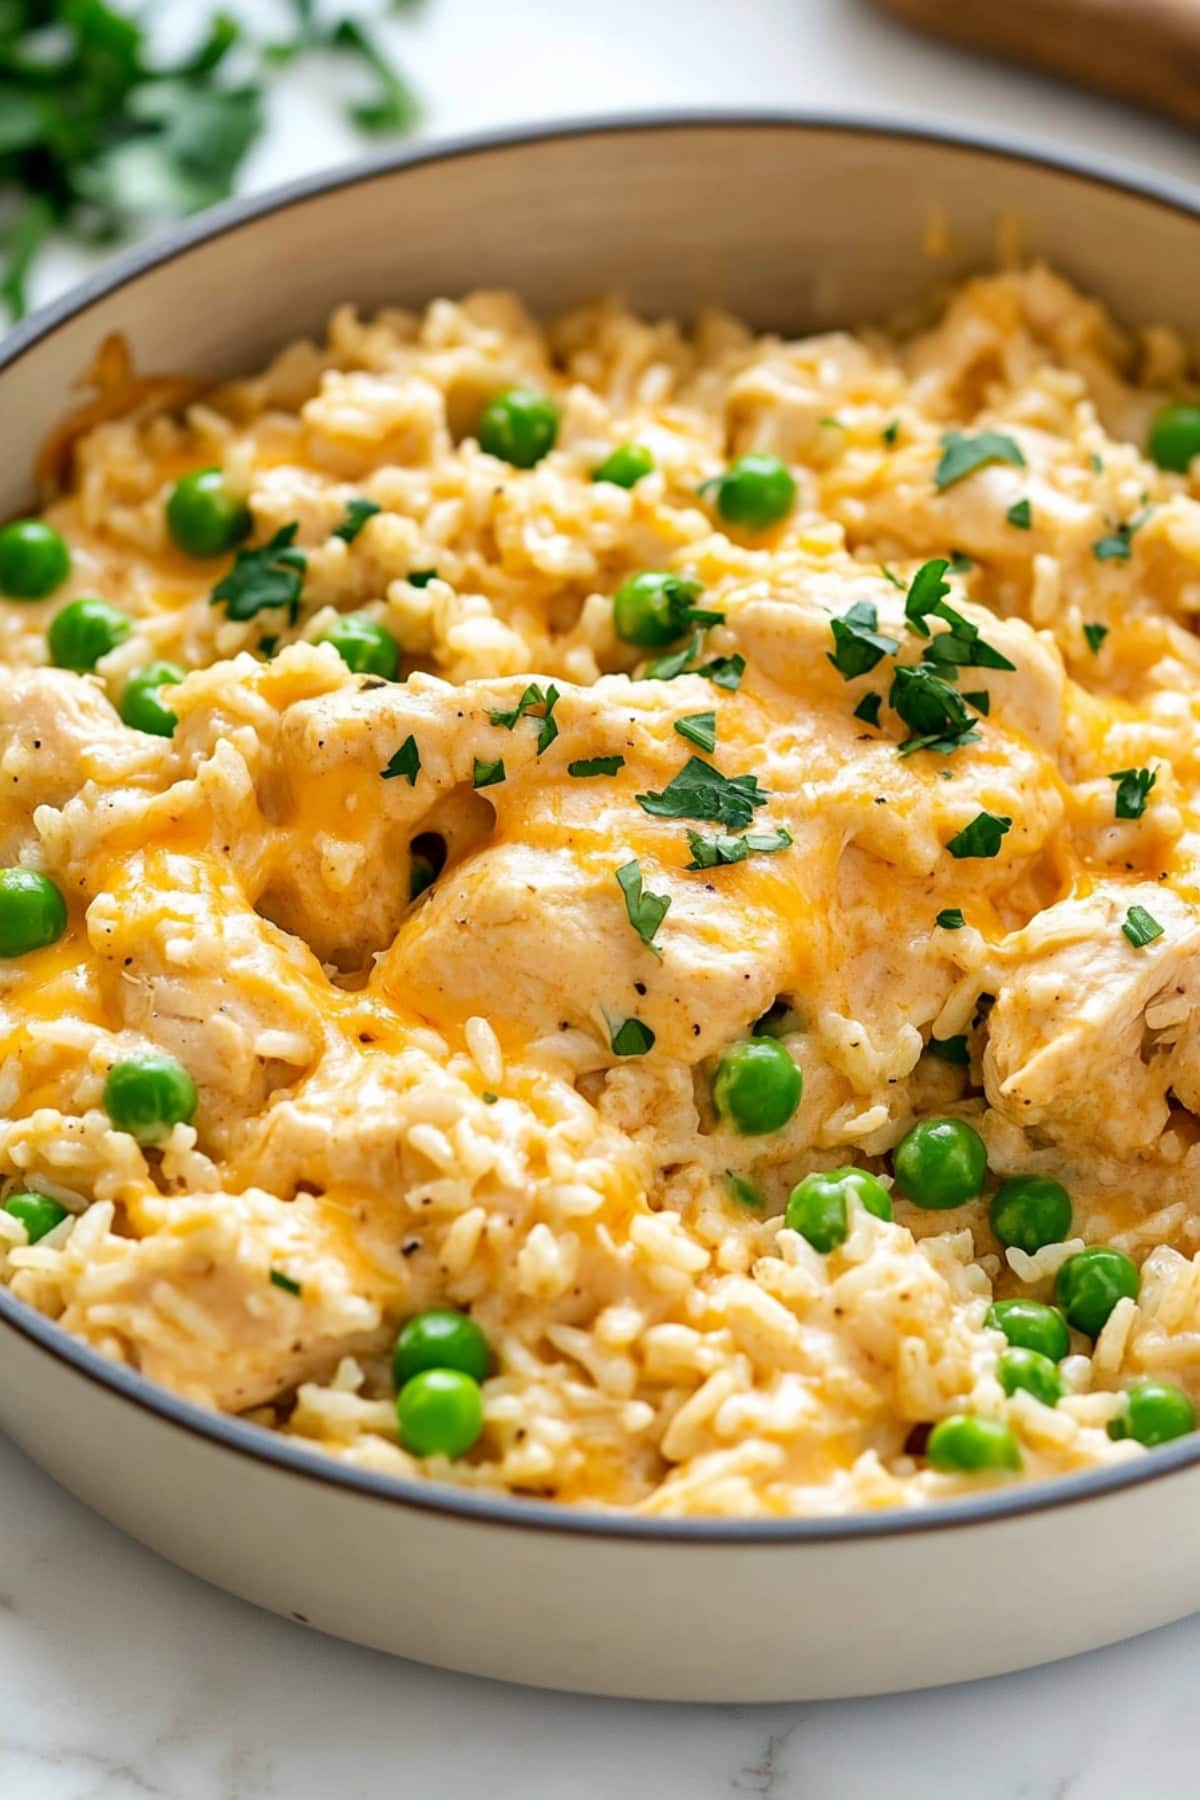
[393,1308,490,1459]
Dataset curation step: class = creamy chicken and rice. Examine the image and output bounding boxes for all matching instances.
[4,267,1200,1514]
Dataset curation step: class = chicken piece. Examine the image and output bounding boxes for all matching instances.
[984,884,1200,1155]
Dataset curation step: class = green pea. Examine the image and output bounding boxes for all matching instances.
[712,1038,803,1136]
[3,1191,69,1244]
[393,1308,491,1387]
[893,1117,988,1210]
[611,570,701,648]
[985,1298,1070,1363]
[1147,404,1200,475]
[477,387,559,468]
[318,612,399,679]
[0,868,68,958]
[1055,1246,1139,1339]
[166,468,252,558]
[396,1367,484,1459]
[1108,1381,1196,1448]
[703,453,796,530]
[997,1346,1063,1408]
[593,443,654,488]
[103,1051,198,1144]
[0,519,70,599]
[47,597,132,672]
[927,1414,1022,1474]
[989,1174,1071,1255]
[120,661,184,737]
[785,1166,891,1252]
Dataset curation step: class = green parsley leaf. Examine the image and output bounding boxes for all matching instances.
[329,17,421,134]
[1089,453,1105,474]
[1110,767,1157,821]
[963,690,990,715]
[854,692,883,727]
[473,757,506,789]
[408,568,438,588]
[685,826,793,869]
[642,631,704,682]
[1006,498,1032,530]
[827,600,900,679]
[903,558,951,639]
[936,908,965,930]
[882,420,901,448]
[890,664,978,755]
[920,602,1016,673]
[935,430,1026,492]
[725,1172,764,1208]
[1083,622,1109,654]
[637,757,769,830]
[381,735,420,785]
[568,755,625,778]
[946,811,1012,859]
[269,1269,302,1296]
[818,416,844,429]
[928,1034,969,1065]
[615,860,670,956]
[879,564,905,591]
[610,1016,656,1057]
[333,497,381,543]
[481,1091,499,1104]
[948,552,974,575]
[488,681,559,754]
[1122,905,1163,948]
[1094,510,1152,562]
[674,711,717,752]
[211,524,306,622]
[696,653,746,691]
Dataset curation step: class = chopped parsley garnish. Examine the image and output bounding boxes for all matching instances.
[882,419,901,448]
[473,757,506,789]
[854,692,883,726]
[637,756,769,829]
[481,1091,499,1104]
[568,755,625,778]
[818,415,844,429]
[1110,767,1157,820]
[725,1172,764,1208]
[1006,498,1032,530]
[936,908,965,930]
[1122,905,1164,948]
[610,1016,656,1057]
[920,602,1016,673]
[928,1034,969,1065]
[889,665,979,756]
[948,552,974,574]
[935,430,1026,492]
[380,734,420,785]
[489,682,559,753]
[211,523,306,622]
[674,711,717,752]
[879,564,905,591]
[1089,453,1105,474]
[333,497,381,543]
[685,826,793,869]
[642,631,703,682]
[963,690,990,715]
[1083,622,1109,654]
[827,600,900,679]
[408,568,438,587]
[903,559,951,638]
[696,653,746,691]
[615,859,670,956]
[269,1269,302,1296]
[1093,510,1152,562]
[946,811,1012,859]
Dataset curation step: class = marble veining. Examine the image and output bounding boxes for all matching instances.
[4,1,1199,1794]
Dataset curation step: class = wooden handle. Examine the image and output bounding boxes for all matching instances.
[874,0,1200,131]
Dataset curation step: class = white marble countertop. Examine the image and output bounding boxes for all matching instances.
[4,3,1199,1795]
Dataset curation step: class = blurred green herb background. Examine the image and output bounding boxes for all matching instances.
[0,0,421,321]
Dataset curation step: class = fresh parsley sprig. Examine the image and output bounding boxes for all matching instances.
[211,523,306,621]
[615,859,670,956]
[637,757,769,830]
